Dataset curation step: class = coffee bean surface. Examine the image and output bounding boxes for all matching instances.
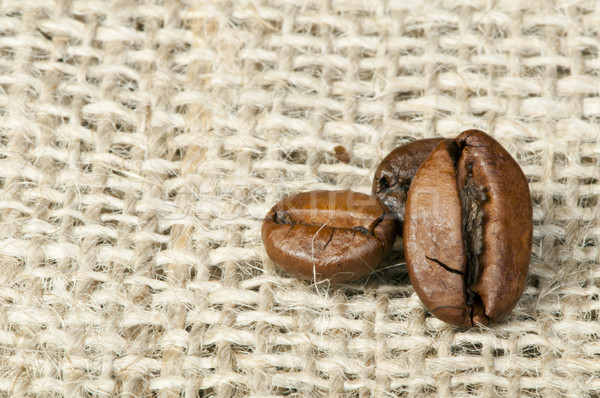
[372,138,445,234]
[404,130,532,327]
[262,190,396,282]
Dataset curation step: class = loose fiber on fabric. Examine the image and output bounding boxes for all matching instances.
[0,0,599,396]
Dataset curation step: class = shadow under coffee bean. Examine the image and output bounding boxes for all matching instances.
[404,130,533,327]
[262,190,396,283]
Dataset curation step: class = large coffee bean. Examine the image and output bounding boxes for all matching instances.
[372,138,446,234]
[404,130,533,327]
[262,190,396,282]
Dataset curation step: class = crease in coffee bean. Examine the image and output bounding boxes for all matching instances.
[425,256,463,275]
[458,173,487,314]
[376,173,417,195]
[452,138,489,324]
[469,305,475,327]
[377,184,408,196]
[470,295,487,326]
[272,211,384,239]
[456,132,489,150]
[461,181,487,286]
[351,226,371,236]
[274,210,292,224]
[456,130,478,146]
[377,176,392,191]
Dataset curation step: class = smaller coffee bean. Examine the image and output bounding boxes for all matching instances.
[372,138,445,234]
[404,130,533,327]
[262,190,396,282]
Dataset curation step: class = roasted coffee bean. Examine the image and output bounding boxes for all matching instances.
[404,130,533,327]
[262,190,396,282]
[372,138,445,234]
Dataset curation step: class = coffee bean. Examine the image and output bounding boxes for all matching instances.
[262,190,396,282]
[404,130,533,327]
[372,138,445,234]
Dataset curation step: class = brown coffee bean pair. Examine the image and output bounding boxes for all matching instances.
[262,130,533,327]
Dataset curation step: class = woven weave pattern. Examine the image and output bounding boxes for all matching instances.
[0,0,599,396]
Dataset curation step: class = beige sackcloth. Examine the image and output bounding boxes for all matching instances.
[0,0,599,396]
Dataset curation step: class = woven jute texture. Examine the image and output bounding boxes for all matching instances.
[1,0,599,396]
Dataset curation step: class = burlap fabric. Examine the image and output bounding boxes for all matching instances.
[0,0,599,396]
